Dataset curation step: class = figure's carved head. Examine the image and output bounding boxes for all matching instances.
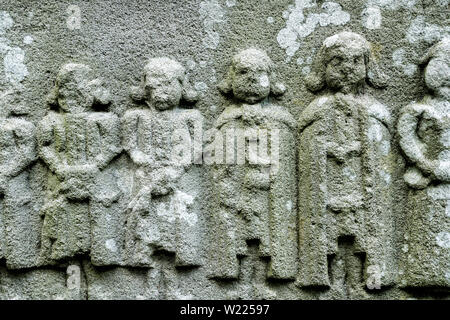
[420,37,450,100]
[306,32,388,94]
[131,58,198,110]
[218,48,286,104]
[47,63,111,113]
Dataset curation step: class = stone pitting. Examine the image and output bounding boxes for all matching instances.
[0,0,448,300]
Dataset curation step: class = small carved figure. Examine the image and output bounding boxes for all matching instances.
[0,93,38,269]
[398,37,450,288]
[297,32,395,294]
[209,48,297,281]
[38,63,122,262]
[122,57,203,269]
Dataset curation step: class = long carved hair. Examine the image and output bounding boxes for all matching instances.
[218,48,286,97]
[305,32,388,93]
[46,63,111,112]
[130,57,198,106]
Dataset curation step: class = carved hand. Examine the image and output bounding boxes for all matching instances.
[403,166,431,189]
[56,164,99,180]
[57,164,100,200]
[327,141,361,162]
[131,150,153,166]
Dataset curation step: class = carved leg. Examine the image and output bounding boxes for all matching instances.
[90,199,125,266]
[40,196,62,262]
[209,207,239,279]
[404,189,450,288]
[296,219,330,287]
[129,213,156,267]
[329,236,368,299]
[146,267,162,299]
[125,187,156,267]
[3,172,40,269]
[174,192,201,267]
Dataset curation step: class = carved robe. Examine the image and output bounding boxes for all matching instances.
[122,107,204,267]
[297,93,395,288]
[38,111,121,262]
[209,102,297,280]
[0,117,38,269]
[399,97,450,288]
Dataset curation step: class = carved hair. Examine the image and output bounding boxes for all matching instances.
[218,48,286,97]
[130,57,198,105]
[47,63,111,110]
[419,37,450,66]
[305,32,388,92]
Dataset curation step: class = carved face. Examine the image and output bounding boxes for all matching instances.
[55,64,95,114]
[57,81,93,114]
[144,69,183,111]
[425,57,450,100]
[231,57,271,104]
[325,47,366,93]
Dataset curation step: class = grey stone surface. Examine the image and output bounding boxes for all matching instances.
[297,32,396,298]
[398,38,449,289]
[0,0,448,300]
[209,48,297,281]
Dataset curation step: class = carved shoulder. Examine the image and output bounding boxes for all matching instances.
[365,97,392,131]
[215,105,242,130]
[122,108,146,122]
[298,95,333,133]
[263,104,296,130]
[89,112,122,168]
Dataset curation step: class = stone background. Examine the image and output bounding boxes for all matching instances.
[0,0,449,299]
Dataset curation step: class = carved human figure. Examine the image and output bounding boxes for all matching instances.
[208,48,297,281]
[122,57,203,270]
[38,63,122,262]
[296,32,396,294]
[398,37,450,288]
[0,94,38,269]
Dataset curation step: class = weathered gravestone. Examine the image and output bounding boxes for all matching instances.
[0,0,448,300]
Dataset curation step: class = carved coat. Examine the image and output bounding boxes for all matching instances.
[398,97,450,287]
[0,117,38,268]
[122,107,204,267]
[38,110,122,261]
[297,93,395,288]
[209,102,297,280]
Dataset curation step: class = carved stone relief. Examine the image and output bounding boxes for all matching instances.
[296,32,396,297]
[122,58,205,299]
[208,49,297,285]
[38,63,122,264]
[0,0,448,300]
[0,93,38,269]
[123,58,203,269]
[398,37,450,288]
